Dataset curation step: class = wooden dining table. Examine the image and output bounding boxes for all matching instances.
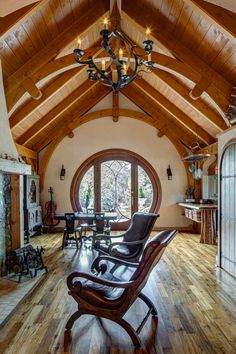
[54,212,117,224]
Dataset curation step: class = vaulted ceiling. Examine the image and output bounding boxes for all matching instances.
[0,0,235,161]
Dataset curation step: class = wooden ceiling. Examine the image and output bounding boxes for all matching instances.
[0,0,235,160]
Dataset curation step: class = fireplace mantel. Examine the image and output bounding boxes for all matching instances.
[0,158,31,175]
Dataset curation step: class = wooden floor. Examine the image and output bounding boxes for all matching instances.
[0,232,236,354]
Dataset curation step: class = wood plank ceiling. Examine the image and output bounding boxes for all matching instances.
[0,0,235,158]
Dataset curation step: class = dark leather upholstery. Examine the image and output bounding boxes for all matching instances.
[66,230,178,347]
[93,212,159,271]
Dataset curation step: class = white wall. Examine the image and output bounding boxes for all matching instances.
[42,116,191,228]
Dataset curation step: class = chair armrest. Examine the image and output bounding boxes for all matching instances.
[92,255,139,271]
[67,271,134,292]
[108,239,145,253]
[94,233,125,241]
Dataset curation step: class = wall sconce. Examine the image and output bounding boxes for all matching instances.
[60,164,66,180]
[167,165,172,180]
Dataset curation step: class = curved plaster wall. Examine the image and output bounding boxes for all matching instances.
[42,117,191,228]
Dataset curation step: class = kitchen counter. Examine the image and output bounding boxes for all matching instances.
[178,203,217,245]
[177,202,217,210]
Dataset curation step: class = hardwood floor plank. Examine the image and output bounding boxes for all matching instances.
[0,232,236,353]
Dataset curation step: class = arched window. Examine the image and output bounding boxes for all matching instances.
[71,149,161,229]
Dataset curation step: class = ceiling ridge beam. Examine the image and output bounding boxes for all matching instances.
[4,0,109,102]
[122,3,232,100]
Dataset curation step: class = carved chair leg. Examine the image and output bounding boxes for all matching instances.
[138,292,158,317]
[115,317,141,348]
[65,310,83,330]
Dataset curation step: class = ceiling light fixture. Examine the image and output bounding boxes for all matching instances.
[74,17,155,94]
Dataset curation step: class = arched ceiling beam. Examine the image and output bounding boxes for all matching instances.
[153,69,228,131]
[122,1,232,103]
[133,78,215,145]
[38,108,190,191]
[4,0,109,110]
[16,80,99,145]
[121,84,195,147]
[31,84,112,152]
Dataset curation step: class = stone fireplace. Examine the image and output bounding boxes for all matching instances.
[0,60,31,275]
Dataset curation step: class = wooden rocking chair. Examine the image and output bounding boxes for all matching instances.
[65,229,177,347]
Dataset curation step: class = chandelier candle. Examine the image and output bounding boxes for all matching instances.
[74,15,155,93]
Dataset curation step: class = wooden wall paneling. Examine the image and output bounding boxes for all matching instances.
[180,10,201,47]
[174,3,193,39]
[212,40,236,72]
[22,16,46,52]
[223,51,236,83]
[4,0,109,104]
[39,2,60,38]
[160,0,174,20]
[14,25,39,58]
[0,42,21,77]
[58,0,74,27]
[186,0,236,43]
[31,9,54,44]
[48,0,68,33]
[168,0,184,29]
[17,80,96,145]
[4,33,29,66]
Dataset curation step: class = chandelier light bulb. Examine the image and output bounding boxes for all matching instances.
[103,17,108,29]
[122,64,127,75]
[77,37,82,48]
[102,59,106,71]
[119,48,123,60]
[146,27,151,40]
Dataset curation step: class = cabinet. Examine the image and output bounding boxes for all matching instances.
[24,175,42,242]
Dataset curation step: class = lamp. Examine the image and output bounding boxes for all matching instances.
[74,17,155,94]
[167,165,172,180]
[60,164,66,180]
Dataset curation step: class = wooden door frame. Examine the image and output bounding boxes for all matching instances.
[70,149,162,230]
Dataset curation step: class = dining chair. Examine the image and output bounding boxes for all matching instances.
[65,230,177,347]
[62,213,81,249]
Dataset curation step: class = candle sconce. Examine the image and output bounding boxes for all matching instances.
[60,164,66,180]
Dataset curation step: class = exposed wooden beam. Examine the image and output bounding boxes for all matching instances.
[122,3,232,100]
[112,92,119,122]
[17,80,97,145]
[10,68,82,128]
[153,69,228,131]
[122,83,196,147]
[4,0,109,105]
[32,84,112,151]
[15,143,37,159]
[135,79,214,145]
[185,0,236,43]
[0,0,40,17]
[203,0,236,13]
[38,108,190,190]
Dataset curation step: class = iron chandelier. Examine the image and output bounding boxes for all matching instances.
[74,18,155,94]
